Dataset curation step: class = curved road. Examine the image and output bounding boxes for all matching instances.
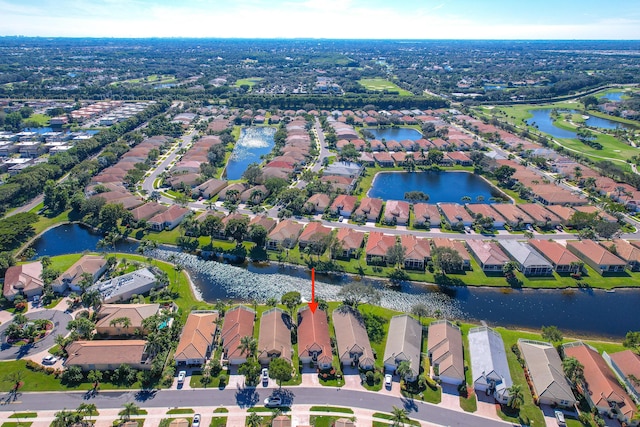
[0,310,71,361]
[2,387,512,427]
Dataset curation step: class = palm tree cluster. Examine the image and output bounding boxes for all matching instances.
[52,403,97,427]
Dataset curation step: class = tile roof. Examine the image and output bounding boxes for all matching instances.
[297,307,332,365]
[298,222,332,243]
[175,311,219,362]
[258,308,292,363]
[466,240,509,266]
[3,262,43,299]
[566,240,627,266]
[66,340,148,368]
[528,239,580,266]
[335,228,365,251]
[220,306,255,361]
[332,307,375,368]
[427,320,464,382]
[95,303,160,332]
[518,340,576,404]
[365,231,397,257]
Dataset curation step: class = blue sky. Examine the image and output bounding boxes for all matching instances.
[1,0,639,39]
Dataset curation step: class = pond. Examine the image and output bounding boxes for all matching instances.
[526,109,633,139]
[367,171,502,203]
[224,127,276,180]
[599,91,624,102]
[31,224,640,339]
[365,127,423,141]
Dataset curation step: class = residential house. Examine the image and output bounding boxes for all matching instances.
[148,205,190,231]
[490,204,534,229]
[332,307,375,370]
[90,268,159,303]
[333,228,365,259]
[383,315,422,382]
[564,342,638,424]
[330,195,358,219]
[65,340,153,371]
[3,262,43,301]
[383,200,410,225]
[518,340,576,407]
[432,238,471,270]
[605,350,640,404]
[258,308,292,365]
[365,232,397,265]
[52,255,107,294]
[528,239,582,273]
[602,239,640,271]
[217,183,247,201]
[95,303,160,337]
[192,178,227,199]
[297,307,333,370]
[447,151,473,166]
[131,202,167,222]
[516,203,562,228]
[266,219,304,250]
[401,235,431,270]
[427,320,465,386]
[573,205,618,223]
[438,203,473,228]
[499,240,553,276]
[297,222,332,250]
[174,311,219,366]
[468,326,512,404]
[466,240,509,272]
[566,240,627,275]
[412,203,441,228]
[353,198,383,223]
[543,205,575,226]
[323,161,363,179]
[466,204,506,229]
[220,306,255,365]
[304,193,331,214]
[373,151,394,167]
[248,215,277,237]
[240,185,269,204]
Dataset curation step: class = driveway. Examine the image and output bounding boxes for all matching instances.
[0,310,72,361]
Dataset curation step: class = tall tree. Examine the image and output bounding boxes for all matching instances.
[541,325,563,343]
[268,357,293,388]
[507,384,525,410]
[562,356,585,386]
[391,406,409,427]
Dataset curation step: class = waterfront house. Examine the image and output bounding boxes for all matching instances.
[175,311,219,366]
[220,306,255,365]
[65,340,152,371]
[518,339,576,407]
[95,303,160,337]
[427,320,465,386]
[266,219,304,250]
[258,308,292,365]
[330,195,358,218]
[365,232,397,265]
[564,342,638,424]
[90,268,159,303]
[248,215,277,236]
[499,240,553,276]
[297,222,332,250]
[297,307,333,370]
[438,203,474,228]
[401,235,431,270]
[383,315,422,382]
[334,228,365,259]
[466,203,506,229]
[353,197,383,223]
[332,307,375,370]
[468,326,512,404]
[52,255,107,294]
[604,350,640,404]
[412,203,441,228]
[148,205,190,231]
[528,239,582,273]
[602,239,640,271]
[566,240,627,275]
[383,200,410,225]
[466,240,509,272]
[432,238,471,270]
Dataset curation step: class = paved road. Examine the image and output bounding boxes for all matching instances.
[0,310,71,361]
[2,387,513,427]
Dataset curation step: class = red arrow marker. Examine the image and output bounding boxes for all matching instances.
[308,267,318,313]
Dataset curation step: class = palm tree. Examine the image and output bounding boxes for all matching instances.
[82,289,103,311]
[78,272,94,293]
[238,336,258,360]
[120,402,140,421]
[507,384,525,410]
[77,402,97,424]
[246,412,261,427]
[391,406,409,427]
[562,356,585,386]
[396,360,413,383]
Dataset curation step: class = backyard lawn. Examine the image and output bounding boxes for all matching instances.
[358,78,413,96]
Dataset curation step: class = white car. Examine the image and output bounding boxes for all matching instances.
[261,368,269,384]
[42,355,57,365]
[192,414,201,427]
[177,370,186,384]
[264,396,282,407]
[384,374,392,388]
[554,411,566,426]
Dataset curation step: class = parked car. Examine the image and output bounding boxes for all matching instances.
[261,368,269,384]
[177,370,186,384]
[554,411,566,426]
[264,396,282,407]
[192,414,201,427]
[42,355,57,365]
[384,374,392,388]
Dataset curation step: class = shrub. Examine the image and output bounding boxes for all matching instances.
[61,366,84,385]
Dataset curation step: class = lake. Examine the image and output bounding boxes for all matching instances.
[30,224,640,339]
[224,127,276,180]
[599,91,624,102]
[526,109,633,139]
[365,127,423,141]
[368,171,502,203]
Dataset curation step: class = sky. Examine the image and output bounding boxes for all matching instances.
[1,0,640,40]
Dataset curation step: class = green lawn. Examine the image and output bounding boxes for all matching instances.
[358,78,413,96]
[372,412,420,426]
[235,78,263,88]
[309,406,353,414]
[459,391,478,412]
[309,416,346,427]
[8,413,37,419]
[209,417,227,427]
[2,422,33,427]
[28,114,51,126]
[166,409,194,415]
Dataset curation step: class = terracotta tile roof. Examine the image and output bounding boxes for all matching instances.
[131,202,167,221]
[466,240,509,266]
[413,203,441,223]
[432,238,471,262]
[401,235,431,260]
[220,306,255,361]
[149,205,190,225]
[330,195,358,213]
[55,255,106,288]
[175,311,218,362]
[95,303,160,332]
[490,204,534,224]
[609,349,640,397]
[249,215,277,233]
[3,262,43,299]
[439,203,474,223]
[602,239,640,264]
[335,228,365,251]
[384,200,410,222]
[298,222,332,243]
[466,203,505,222]
[564,342,637,420]
[305,193,331,211]
[332,307,375,368]
[65,340,148,368]
[517,203,562,223]
[258,308,292,364]
[543,205,575,222]
[268,219,304,243]
[365,231,397,257]
[353,198,383,219]
[528,239,580,267]
[297,307,332,365]
[427,320,464,382]
[566,240,627,267]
